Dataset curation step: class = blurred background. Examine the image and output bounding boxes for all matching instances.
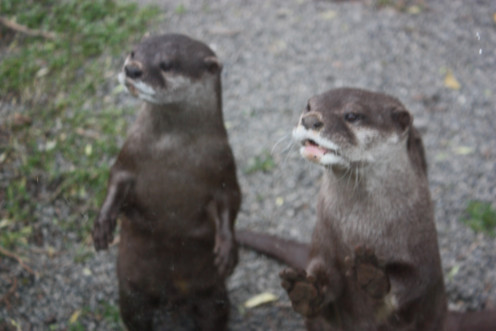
[1,0,495,330]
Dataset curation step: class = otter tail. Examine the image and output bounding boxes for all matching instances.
[446,310,496,331]
[236,229,309,270]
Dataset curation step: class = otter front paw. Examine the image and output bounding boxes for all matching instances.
[214,238,238,277]
[279,268,324,318]
[345,246,390,299]
[92,216,116,251]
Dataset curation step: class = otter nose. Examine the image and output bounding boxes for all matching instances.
[124,64,143,79]
[301,114,324,130]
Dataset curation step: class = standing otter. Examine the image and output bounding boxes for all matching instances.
[283,87,445,330]
[92,34,240,331]
[237,88,495,330]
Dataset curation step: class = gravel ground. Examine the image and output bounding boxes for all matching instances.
[2,0,496,330]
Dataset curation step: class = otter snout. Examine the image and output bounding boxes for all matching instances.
[301,113,324,131]
[124,63,143,79]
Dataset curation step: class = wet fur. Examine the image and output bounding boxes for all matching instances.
[237,88,496,330]
[92,34,240,331]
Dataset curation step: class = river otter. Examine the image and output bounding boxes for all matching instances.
[237,88,495,330]
[92,34,240,331]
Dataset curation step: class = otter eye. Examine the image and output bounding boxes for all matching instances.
[130,51,135,58]
[159,61,173,71]
[344,113,363,123]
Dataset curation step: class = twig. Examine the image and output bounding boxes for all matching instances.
[45,179,72,203]
[28,246,61,257]
[0,16,56,40]
[0,277,17,309]
[0,246,34,274]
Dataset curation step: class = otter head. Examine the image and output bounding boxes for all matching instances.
[292,88,412,171]
[118,33,222,105]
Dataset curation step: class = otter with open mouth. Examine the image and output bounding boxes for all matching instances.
[237,88,495,330]
[283,87,442,330]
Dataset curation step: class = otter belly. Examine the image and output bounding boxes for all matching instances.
[117,217,219,298]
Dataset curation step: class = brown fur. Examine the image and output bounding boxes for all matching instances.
[292,88,446,331]
[92,34,240,330]
[238,88,496,330]
[236,229,309,270]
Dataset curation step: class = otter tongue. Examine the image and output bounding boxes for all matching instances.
[303,144,327,158]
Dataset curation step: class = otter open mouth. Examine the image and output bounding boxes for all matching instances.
[303,139,339,157]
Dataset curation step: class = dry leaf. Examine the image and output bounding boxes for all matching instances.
[11,113,32,127]
[244,292,278,309]
[85,144,93,156]
[208,26,241,36]
[45,140,57,151]
[36,67,49,78]
[47,246,56,258]
[444,70,461,90]
[447,265,460,281]
[453,146,473,155]
[407,6,422,15]
[320,10,337,20]
[69,310,81,324]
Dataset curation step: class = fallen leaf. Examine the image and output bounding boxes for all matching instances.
[276,197,284,206]
[208,26,241,36]
[444,70,461,90]
[11,113,32,127]
[47,246,56,258]
[36,67,50,78]
[453,146,474,155]
[407,5,422,15]
[85,144,92,156]
[45,140,57,151]
[320,10,337,20]
[244,292,278,309]
[69,310,81,324]
[493,12,496,23]
[446,265,460,281]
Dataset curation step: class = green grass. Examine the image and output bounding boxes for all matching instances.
[244,150,276,174]
[461,200,496,237]
[175,4,187,15]
[52,303,123,331]
[1,0,158,96]
[0,0,160,248]
[101,302,122,328]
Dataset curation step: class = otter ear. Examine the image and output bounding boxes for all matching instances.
[391,108,412,133]
[204,56,222,74]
